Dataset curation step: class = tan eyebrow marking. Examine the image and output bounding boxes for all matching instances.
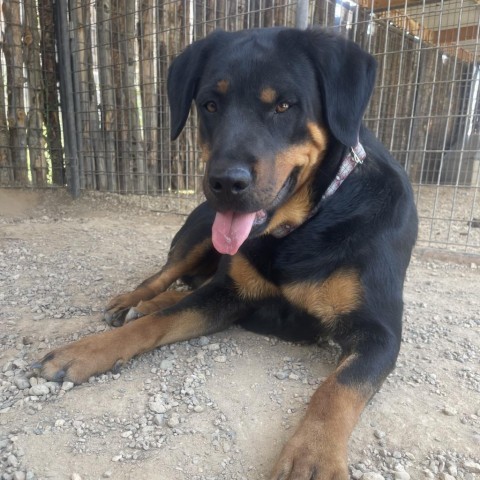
[260,87,277,103]
[216,79,229,94]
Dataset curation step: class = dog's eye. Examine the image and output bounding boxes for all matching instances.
[204,101,217,113]
[275,102,290,114]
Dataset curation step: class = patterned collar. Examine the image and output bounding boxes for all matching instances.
[270,143,366,238]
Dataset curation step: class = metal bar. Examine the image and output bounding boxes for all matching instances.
[55,0,80,198]
[296,0,309,29]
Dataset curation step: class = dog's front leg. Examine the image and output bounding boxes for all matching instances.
[34,281,243,384]
[270,329,400,480]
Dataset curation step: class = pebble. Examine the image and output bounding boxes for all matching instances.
[167,414,180,428]
[362,473,385,480]
[29,384,50,396]
[62,381,74,391]
[442,406,457,416]
[7,454,19,468]
[13,473,26,480]
[197,336,210,346]
[160,359,174,370]
[149,402,166,414]
[464,461,480,473]
[440,474,455,480]
[214,355,227,363]
[71,474,82,480]
[394,472,410,480]
[14,377,31,390]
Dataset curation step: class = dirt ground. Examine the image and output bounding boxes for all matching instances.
[0,189,479,480]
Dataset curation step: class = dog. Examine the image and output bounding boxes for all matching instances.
[35,28,418,479]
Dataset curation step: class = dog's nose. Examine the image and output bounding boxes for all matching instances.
[209,167,252,198]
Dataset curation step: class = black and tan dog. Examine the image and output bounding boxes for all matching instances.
[35,28,418,479]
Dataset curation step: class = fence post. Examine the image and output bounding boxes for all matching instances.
[54,0,80,198]
[296,0,309,29]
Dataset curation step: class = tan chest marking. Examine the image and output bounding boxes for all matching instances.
[229,254,279,300]
[282,269,362,326]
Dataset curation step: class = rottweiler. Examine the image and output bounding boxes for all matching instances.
[35,28,418,479]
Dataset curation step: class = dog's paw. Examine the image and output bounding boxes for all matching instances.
[104,292,140,326]
[270,426,348,480]
[31,333,125,384]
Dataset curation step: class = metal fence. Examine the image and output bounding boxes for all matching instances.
[0,0,479,253]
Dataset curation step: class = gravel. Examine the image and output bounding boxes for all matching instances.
[0,190,478,479]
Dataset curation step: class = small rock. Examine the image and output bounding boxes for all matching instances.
[351,469,363,480]
[439,474,455,480]
[13,473,26,480]
[464,461,480,473]
[12,359,27,369]
[71,474,82,480]
[194,405,204,413]
[442,406,457,416]
[153,414,164,426]
[149,402,166,414]
[55,419,66,427]
[394,472,410,480]
[103,472,113,478]
[14,377,31,390]
[29,384,49,396]
[362,473,385,480]
[275,371,288,380]
[167,414,180,428]
[214,355,227,363]
[8,454,19,468]
[62,381,74,391]
[374,429,386,439]
[160,359,174,370]
[44,381,60,393]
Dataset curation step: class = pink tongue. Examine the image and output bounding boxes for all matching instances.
[212,211,257,255]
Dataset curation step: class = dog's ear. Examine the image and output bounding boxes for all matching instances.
[299,29,377,147]
[167,31,223,140]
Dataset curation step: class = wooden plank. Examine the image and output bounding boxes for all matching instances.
[438,24,480,44]
[357,0,437,12]
[376,9,476,62]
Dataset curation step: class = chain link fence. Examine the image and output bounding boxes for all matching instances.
[0,0,479,253]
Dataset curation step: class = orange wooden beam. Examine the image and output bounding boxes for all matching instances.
[357,0,437,12]
[374,9,476,63]
[438,24,480,44]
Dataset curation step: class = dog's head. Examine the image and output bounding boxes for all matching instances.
[168,28,376,255]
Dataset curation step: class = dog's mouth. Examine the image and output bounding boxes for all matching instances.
[212,210,267,255]
[211,168,299,255]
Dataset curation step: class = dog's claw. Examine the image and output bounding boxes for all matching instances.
[52,369,66,382]
[125,307,143,323]
[104,308,128,327]
[112,360,124,374]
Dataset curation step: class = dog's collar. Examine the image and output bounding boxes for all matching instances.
[270,143,366,238]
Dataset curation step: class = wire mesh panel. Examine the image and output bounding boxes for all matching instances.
[64,0,298,198]
[0,0,478,253]
[322,0,480,252]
